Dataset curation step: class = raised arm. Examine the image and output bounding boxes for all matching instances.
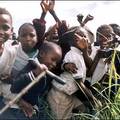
[79,14,94,27]
[48,0,61,24]
[74,33,93,69]
[33,0,49,48]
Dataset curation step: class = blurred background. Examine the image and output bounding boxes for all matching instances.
[0,1,119,37]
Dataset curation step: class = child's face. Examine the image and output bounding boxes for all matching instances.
[74,30,88,50]
[40,48,62,70]
[98,28,113,49]
[0,14,13,45]
[18,25,37,52]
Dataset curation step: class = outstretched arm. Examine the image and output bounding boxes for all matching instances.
[48,0,61,24]
[80,14,94,27]
[33,0,49,48]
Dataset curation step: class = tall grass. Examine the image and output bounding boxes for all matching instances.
[72,49,120,120]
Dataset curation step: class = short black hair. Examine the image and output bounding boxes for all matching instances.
[109,23,119,29]
[109,23,120,36]
[38,41,61,55]
[96,24,113,42]
[18,23,34,35]
[0,7,12,23]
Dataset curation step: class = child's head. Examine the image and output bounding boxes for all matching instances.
[0,7,13,45]
[96,24,114,49]
[45,24,59,43]
[38,41,62,70]
[109,23,120,37]
[18,23,37,53]
[72,27,89,49]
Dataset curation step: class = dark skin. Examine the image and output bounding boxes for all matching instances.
[64,14,94,73]
[40,0,48,19]
[18,24,37,54]
[64,32,101,108]
[18,44,62,118]
[87,26,114,77]
[64,33,93,73]
[80,14,94,27]
[18,63,47,118]
[0,14,13,55]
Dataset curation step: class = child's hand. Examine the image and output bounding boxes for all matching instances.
[18,99,35,118]
[40,0,49,13]
[85,14,94,22]
[32,64,48,77]
[82,14,94,26]
[49,0,55,12]
[74,33,88,52]
[64,63,78,73]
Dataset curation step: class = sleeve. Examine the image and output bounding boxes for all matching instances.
[63,52,84,80]
[11,71,36,93]
[57,20,68,39]
[0,44,17,75]
[32,18,46,48]
[0,48,10,74]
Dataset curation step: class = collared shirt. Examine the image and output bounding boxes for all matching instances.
[52,46,86,95]
[63,46,86,81]
[0,40,38,108]
[88,46,109,85]
[11,44,38,78]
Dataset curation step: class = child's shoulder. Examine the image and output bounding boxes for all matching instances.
[4,40,19,48]
[4,40,20,54]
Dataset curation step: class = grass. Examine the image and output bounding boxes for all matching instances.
[71,49,120,120]
[40,49,120,120]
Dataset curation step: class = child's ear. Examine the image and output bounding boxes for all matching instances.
[39,51,46,58]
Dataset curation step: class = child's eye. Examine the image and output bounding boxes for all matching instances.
[29,33,36,38]
[20,34,26,37]
[2,25,10,31]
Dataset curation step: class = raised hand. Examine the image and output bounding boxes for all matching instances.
[49,0,55,12]
[85,14,94,21]
[40,0,49,13]
[74,33,88,51]
[32,63,48,77]
[82,14,94,27]
[64,63,78,74]
[18,99,35,118]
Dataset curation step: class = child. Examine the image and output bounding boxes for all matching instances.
[0,7,17,76]
[10,41,62,119]
[0,7,20,119]
[0,7,14,90]
[47,26,100,119]
[11,23,38,78]
[0,19,38,120]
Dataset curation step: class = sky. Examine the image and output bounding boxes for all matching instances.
[0,1,120,36]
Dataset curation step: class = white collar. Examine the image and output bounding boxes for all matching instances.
[70,46,82,54]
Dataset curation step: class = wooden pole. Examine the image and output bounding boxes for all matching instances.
[0,71,46,115]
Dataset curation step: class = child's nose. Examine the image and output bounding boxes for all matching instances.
[0,28,4,35]
[26,35,31,40]
[52,62,56,67]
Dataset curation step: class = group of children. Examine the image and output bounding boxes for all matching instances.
[0,0,120,120]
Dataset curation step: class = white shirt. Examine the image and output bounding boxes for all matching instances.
[52,47,86,95]
[88,46,109,85]
[0,40,19,76]
[63,46,86,81]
